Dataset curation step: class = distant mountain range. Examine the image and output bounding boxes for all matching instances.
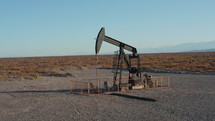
[189,48,215,52]
[139,41,215,53]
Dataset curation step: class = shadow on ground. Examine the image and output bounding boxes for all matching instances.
[110,93,156,102]
[0,89,72,94]
[1,90,156,102]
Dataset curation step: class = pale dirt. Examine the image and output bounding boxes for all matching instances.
[0,68,215,121]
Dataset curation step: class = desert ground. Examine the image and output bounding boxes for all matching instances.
[0,52,215,121]
[0,67,215,121]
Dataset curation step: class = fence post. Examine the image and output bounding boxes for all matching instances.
[108,78,110,92]
[98,79,100,94]
[161,77,163,87]
[88,81,90,95]
[168,76,170,87]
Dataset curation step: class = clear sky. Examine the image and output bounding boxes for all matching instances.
[0,0,215,57]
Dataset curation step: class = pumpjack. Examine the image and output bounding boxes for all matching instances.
[95,27,143,90]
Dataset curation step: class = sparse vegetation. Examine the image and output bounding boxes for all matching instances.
[0,52,214,80]
[140,52,215,72]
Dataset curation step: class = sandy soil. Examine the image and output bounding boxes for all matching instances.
[0,68,215,121]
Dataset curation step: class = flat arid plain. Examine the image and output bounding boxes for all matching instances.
[0,52,215,121]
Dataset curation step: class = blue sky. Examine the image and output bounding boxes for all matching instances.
[0,0,215,57]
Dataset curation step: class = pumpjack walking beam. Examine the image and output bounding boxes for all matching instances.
[95,27,137,56]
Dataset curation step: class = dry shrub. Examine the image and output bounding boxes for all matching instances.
[0,52,214,80]
[43,70,76,77]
